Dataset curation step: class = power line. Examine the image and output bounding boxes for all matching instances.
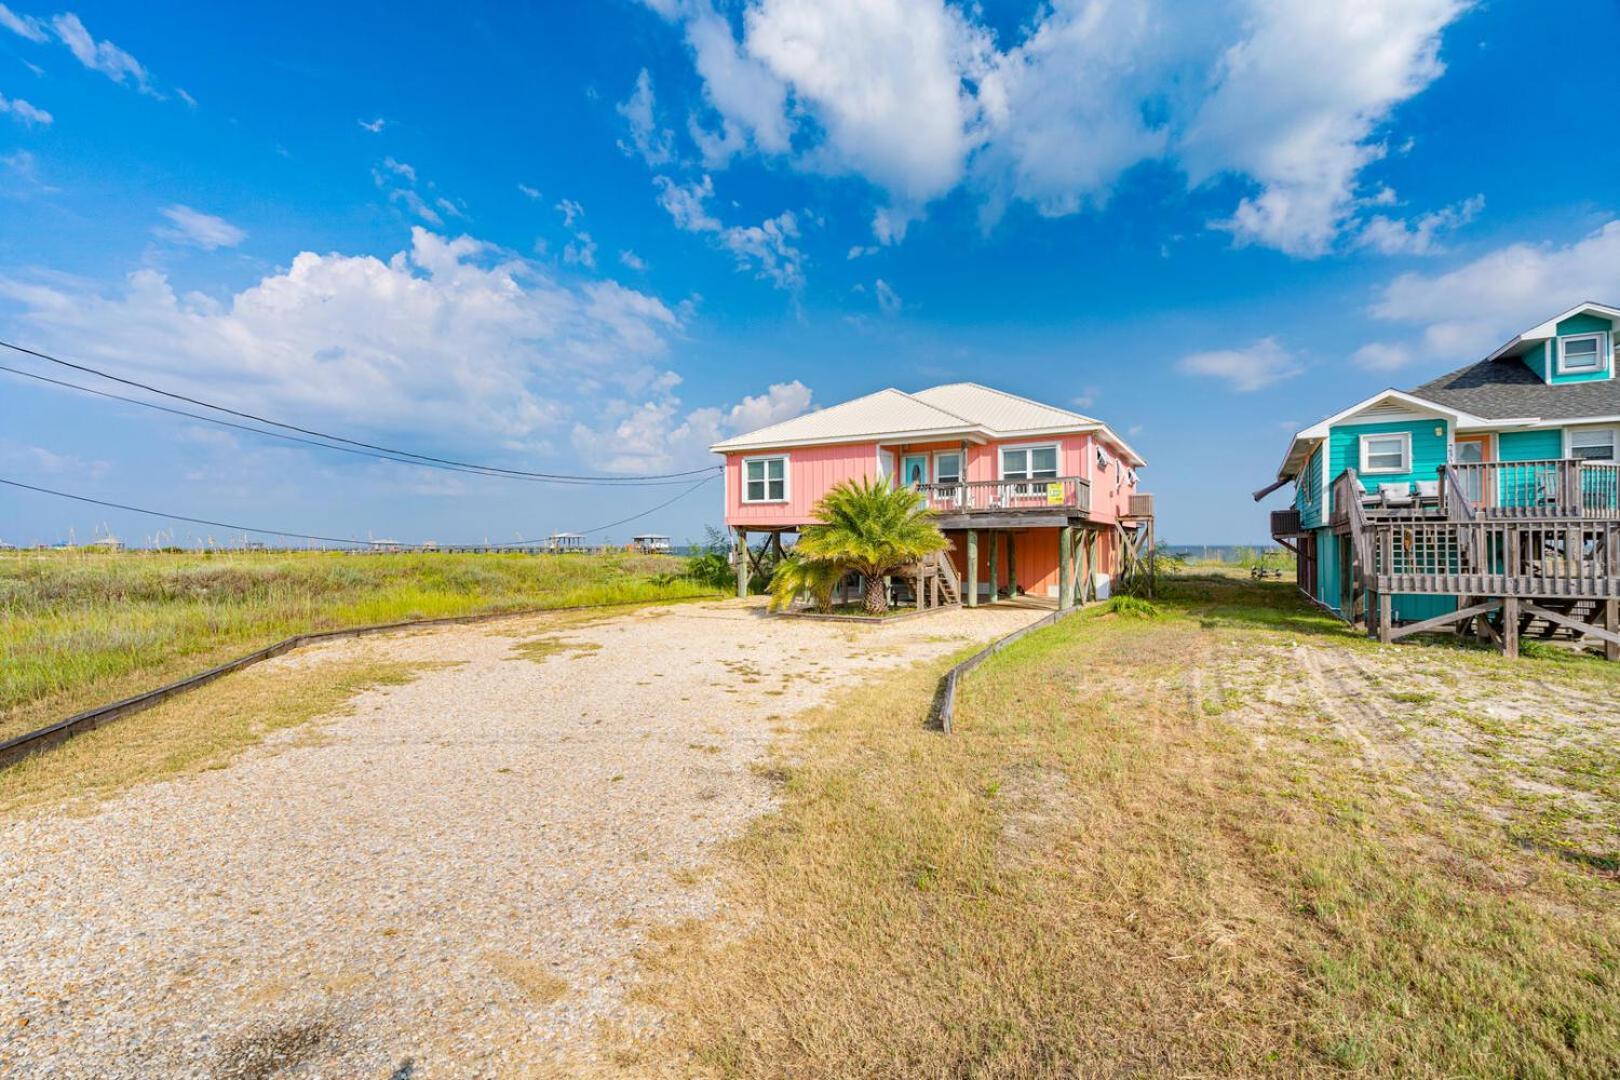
[0,477,372,547]
[0,338,720,483]
[496,473,718,543]
[0,363,714,488]
[0,471,720,548]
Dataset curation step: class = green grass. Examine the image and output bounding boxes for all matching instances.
[620,571,1620,1078]
[0,548,719,742]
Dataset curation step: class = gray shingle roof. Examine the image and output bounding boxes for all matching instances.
[1408,359,1620,420]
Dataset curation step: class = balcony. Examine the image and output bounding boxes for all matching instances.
[917,476,1091,520]
[1440,459,1620,519]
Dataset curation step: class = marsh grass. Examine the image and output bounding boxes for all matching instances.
[618,572,1620,1078]
[0,549,717,742]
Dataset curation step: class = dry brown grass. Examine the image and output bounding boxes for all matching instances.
[0,653,431,817]
[613,575,1620,1078]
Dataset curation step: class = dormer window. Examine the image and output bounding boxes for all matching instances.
[1557,333,1608,375]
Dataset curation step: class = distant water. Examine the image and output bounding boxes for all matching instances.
[1164,544,1288,562]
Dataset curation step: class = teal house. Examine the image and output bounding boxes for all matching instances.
[1261,302,1620,657]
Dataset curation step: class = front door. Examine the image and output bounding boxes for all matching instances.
[901,454,929,489]
[1452,435,1492,506]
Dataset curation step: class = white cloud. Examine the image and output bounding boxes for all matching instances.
[153,205,247,250]
[0,228,684,445]
[619,249,648,271]
[1349,342,1413,372]
[51,13,157,96]
[381,156,416,182]
[1355,194,1483,256]
[616,68,675,166]
[719,211,804,289]
[846,245,877,260]
[358,117,387,133]
[517,182,541,200]
[571,378,812,472]
[1177,337,1302,391]
[0,91,50,125]
[388,186,442,226]
[679,0,793,165]
[555,198,585,229]
[0,3,46,42]
[1184,0,1469,256]
[973,0,1168,221]
[653,173,803,289]
[647,0,1473,255]
[653,174,720,232]
[742,0,989,233]
[564,232,598,268]
[1365,219,1620,362]
[874,278,901,314]
[176,87,197,108]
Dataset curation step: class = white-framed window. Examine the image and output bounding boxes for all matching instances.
[1568,427,1618,462]
[742,455,788,502]
[933,451,963,485]
[1556,333,1608,375]
[1359,432,1411,475]
[1000,444,1059,481]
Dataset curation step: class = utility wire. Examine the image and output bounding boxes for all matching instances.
[0,471,720,548]
[0,363,714,488]
[492,472,718,544]
[0,477,373,547]
[0,338,720,483]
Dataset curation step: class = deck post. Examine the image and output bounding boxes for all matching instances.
[966,530,978,608]
[1145,516,1156,598]
[1503,596,1520,659]
[735,529,748,598]
[1058,525,1073,609]
[1006,531,1017,598]
[1377,591,1393,644]
[1606,599,1619,662]
[987,529,1000,604]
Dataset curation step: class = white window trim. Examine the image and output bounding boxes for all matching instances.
[1358,431,1412,475]
[998,441,1061,481]
[740,453,790,504]
[1555,333,1610,376]
[932,450,964,485]
[1565,426,1619,462]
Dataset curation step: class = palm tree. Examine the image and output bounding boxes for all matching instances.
[766,554,845,613]
[794,477,948,614]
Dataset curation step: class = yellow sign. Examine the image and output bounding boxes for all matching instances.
[1046,482,1065,505]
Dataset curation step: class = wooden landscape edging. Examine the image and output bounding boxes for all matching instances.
[774,605,942,625]
[0,596,711,770]
[932,604,1085,734]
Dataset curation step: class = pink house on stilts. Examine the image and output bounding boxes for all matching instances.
[709,383,1155,608]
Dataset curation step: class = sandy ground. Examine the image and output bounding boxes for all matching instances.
[0,598,1042,1079]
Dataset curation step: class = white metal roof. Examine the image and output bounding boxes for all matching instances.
[709,381,1146,465]
[708,388,975,452]
[911,383,1097,434]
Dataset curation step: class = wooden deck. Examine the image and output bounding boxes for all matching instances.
[1314,461,1620,658]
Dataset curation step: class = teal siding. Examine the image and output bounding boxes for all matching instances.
[1327,419,1448,512]
[1520,340,1551,381]
[1499,429,1562,461]
[1390,594,1458,623]
[1549,313,1615,385]
[1314,527,1341,612]
[1295,445,1324,528]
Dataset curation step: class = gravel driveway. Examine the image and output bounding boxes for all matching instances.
[0,598,1042,1078]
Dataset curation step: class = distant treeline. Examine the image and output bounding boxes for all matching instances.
[1164,544,1289,563]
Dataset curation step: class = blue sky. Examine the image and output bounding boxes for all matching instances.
[3,0,1620,547]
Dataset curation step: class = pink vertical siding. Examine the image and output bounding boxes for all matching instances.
[723,431,1139,533]
[724,441,879,527]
